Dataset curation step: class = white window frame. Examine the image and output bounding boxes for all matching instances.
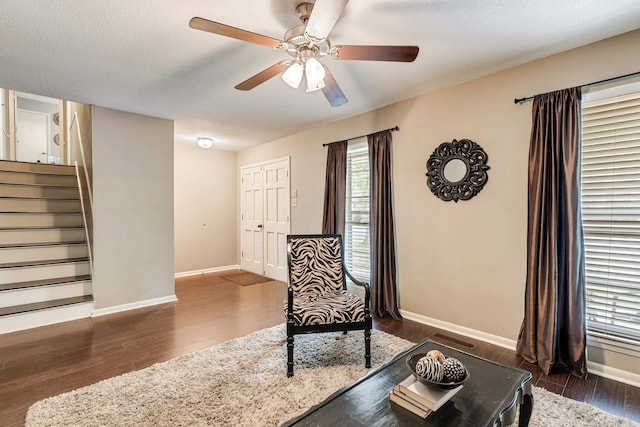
[345,137,370,282]
[581,78,640,356]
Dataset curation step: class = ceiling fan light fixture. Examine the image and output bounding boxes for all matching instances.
[282,62,304,88]
[306,78,326,93]
[189,0,417,108]
[196,137,214,149]
[305,57,326,86]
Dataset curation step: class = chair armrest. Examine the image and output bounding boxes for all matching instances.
[344,268,370,290]
[344,268,371,306]
[287,286,294,316]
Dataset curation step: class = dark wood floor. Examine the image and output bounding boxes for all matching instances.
[0,271,638,426]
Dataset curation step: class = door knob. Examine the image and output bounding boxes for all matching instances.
[257,224,263,229]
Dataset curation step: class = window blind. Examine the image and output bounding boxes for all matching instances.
[345,143,370,282]
[581,91,640,346]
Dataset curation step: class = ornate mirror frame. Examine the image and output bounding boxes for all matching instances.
[425,139,490,202]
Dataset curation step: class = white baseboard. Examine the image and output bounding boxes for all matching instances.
[174,264,241,278]
[401,309,640,388]
[91,295,178,318]
[400,309,518,350]
[587,361,640,388]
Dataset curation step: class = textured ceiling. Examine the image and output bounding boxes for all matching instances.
[2,0,640,150]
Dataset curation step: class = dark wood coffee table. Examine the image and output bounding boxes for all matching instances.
[282,339,533,426]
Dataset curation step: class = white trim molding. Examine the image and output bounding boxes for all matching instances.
[91,295,177,318]
[400,309,517,350]
[174,264,241,279]
[401,309,640,388]
[240,156,290,170]
[588,361,640,388]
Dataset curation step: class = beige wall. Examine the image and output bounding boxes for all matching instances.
[238,30,640,378]
[237,132,327,235]
[174,143,238,273]
[92,106,175,310]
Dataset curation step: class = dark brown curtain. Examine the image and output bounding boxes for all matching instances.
[516,87,587,377]
[368,130,401,319]
[322,140,348,235]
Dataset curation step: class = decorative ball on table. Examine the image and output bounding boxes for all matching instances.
[426,349,445,364]
[415,356,444,382]
[442,357,466,382]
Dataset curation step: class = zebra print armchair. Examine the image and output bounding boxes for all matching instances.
[285,234,371,377]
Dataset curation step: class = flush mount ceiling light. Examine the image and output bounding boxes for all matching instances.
[196,137,214,149]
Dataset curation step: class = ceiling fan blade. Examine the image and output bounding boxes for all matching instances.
[321,66,347,107]
[189,17,282,49]
[305,0,349,42]
[235,62,289,91]
[332,45,419,62]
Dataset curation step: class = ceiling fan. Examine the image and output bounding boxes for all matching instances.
[189,0,419,107]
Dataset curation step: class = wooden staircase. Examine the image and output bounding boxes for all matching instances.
[0,160,93,334]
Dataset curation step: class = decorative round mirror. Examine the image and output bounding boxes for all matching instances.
[425,139,490,202]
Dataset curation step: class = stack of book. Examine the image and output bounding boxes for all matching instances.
[389,375,463,419]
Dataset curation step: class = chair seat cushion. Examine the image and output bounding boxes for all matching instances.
[285,290,366,326]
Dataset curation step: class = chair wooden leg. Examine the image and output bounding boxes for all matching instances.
[287,334,294,377]
[364,328,371,368]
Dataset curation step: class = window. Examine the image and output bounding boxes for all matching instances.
[581,83,640,348]
[345,139,370,282]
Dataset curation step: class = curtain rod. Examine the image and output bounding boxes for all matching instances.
[322,126,399,147]
[513,70,640,104]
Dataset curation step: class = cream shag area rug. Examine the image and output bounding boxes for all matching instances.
[26,324,638,427]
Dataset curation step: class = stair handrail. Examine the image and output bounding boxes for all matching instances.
[74,162,93,277]
[70,112,94,276]
[70,112,93,209]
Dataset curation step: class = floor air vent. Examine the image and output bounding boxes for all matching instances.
[433,333,475,349]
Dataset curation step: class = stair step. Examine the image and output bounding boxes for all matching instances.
[0,197,81,213]
[0,160,76,175]
[0,296,93,334]
[0,278,92,309]
[0,212,84,227]
[0,274,92,292]
[0,256,89,269]
[0,295,93,316]
[0,183,79,199]
[0,242,88,264]
[0,258,91,284]
[0,161,91,335]
[0,240,86,249]
[0,170,78,187]
[0,227,85,245]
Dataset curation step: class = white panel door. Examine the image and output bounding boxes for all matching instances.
[240,158,290,280]
[16,109,49,163]
[263,159,290,282]
[240,165,264,274]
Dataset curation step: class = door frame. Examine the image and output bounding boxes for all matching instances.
[240,156,291,281]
